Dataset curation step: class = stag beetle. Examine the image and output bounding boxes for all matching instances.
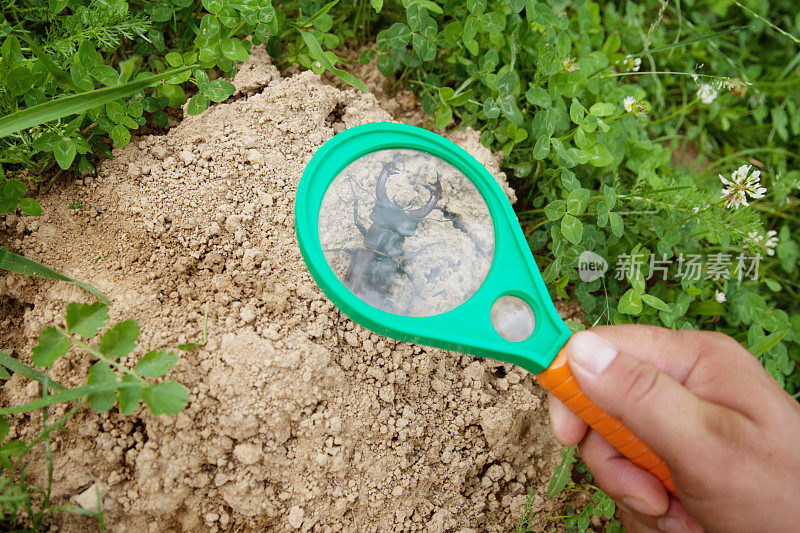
[338,154,442,311]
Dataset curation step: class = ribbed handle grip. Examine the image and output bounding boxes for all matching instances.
[537,347,676,495]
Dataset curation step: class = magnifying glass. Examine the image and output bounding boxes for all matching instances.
[295,122,675,495]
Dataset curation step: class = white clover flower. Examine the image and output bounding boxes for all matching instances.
[762,231,779,256]
[715,290,727,304]
[720,164,767,209]
[697,84,718,104]
[765,229,779,252]
[562,57,579,73]
[621,54,641,72]
[623,96,637,113]
[746,229,779,256]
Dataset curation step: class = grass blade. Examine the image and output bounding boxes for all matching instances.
[732,0,799,45]
[751,328,791,357]
[0,352,66,393]
[304,0,340,27]
[0,65,193,139]
[0,382,132,415]
[19,35,82,94]
[635,26,748,56]
[299,31,367,93]
[0,247,110,304]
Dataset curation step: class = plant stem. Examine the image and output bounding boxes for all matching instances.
[731,0,800,45]
[649,98,698,124]
[56,327,147,386]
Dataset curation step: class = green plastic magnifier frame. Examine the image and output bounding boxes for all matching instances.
[296,122,569,374]
[295,122,676,495]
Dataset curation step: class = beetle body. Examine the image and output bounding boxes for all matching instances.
[343,155,441,311]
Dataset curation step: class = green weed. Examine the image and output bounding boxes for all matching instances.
[518,444,621,533]
[0,251,188,529]
[0,0,365,217]
[0,298,189,529]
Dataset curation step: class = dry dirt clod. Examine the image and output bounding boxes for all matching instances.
[0,46,567,532]
[287,506,304,529]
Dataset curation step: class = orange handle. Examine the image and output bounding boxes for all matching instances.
[537,347,676,495]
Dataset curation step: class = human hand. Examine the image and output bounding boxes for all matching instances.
[548,325,800,533]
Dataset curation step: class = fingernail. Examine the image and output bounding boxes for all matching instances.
[568,331,618,374]
[622,496,660,516]
[658,517,693,533]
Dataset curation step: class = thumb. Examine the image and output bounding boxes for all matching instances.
[565,330,739,468]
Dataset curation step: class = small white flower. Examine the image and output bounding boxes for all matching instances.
[765,229,779,251]
[743,229,779,256]
[623,96,637,112]
[620,54,641,72]
[697,84,718,104]
[720,164,767,209]
[746,229,779,256]
[715,290,727,304]
[562,57,579,73]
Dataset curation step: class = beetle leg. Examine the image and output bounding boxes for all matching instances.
[348,180,368,236]
[436,205,487,256]
[347,175,373,198]
[397,261,424,302]
[405,241,446,258]
[436,205,462,229]
[430,287,447,299]
[323,247,358,256]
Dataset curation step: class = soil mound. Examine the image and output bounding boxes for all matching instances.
[0,48,564,532]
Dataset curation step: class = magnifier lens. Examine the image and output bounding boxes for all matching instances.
[490,295,535,342]
[318,149,494,317]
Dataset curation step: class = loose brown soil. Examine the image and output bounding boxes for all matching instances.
[0,47,583,532]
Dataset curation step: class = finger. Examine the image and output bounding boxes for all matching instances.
[547,393,588,445]
[618,510,637,533]
[621,499,705,533]
[589,325,774,418]
[656,500,705,533]
[620,510,662,533]
[581,430,706,532]
[588,325,756,381]
[565,331,749,468]
[579,430,668,516]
